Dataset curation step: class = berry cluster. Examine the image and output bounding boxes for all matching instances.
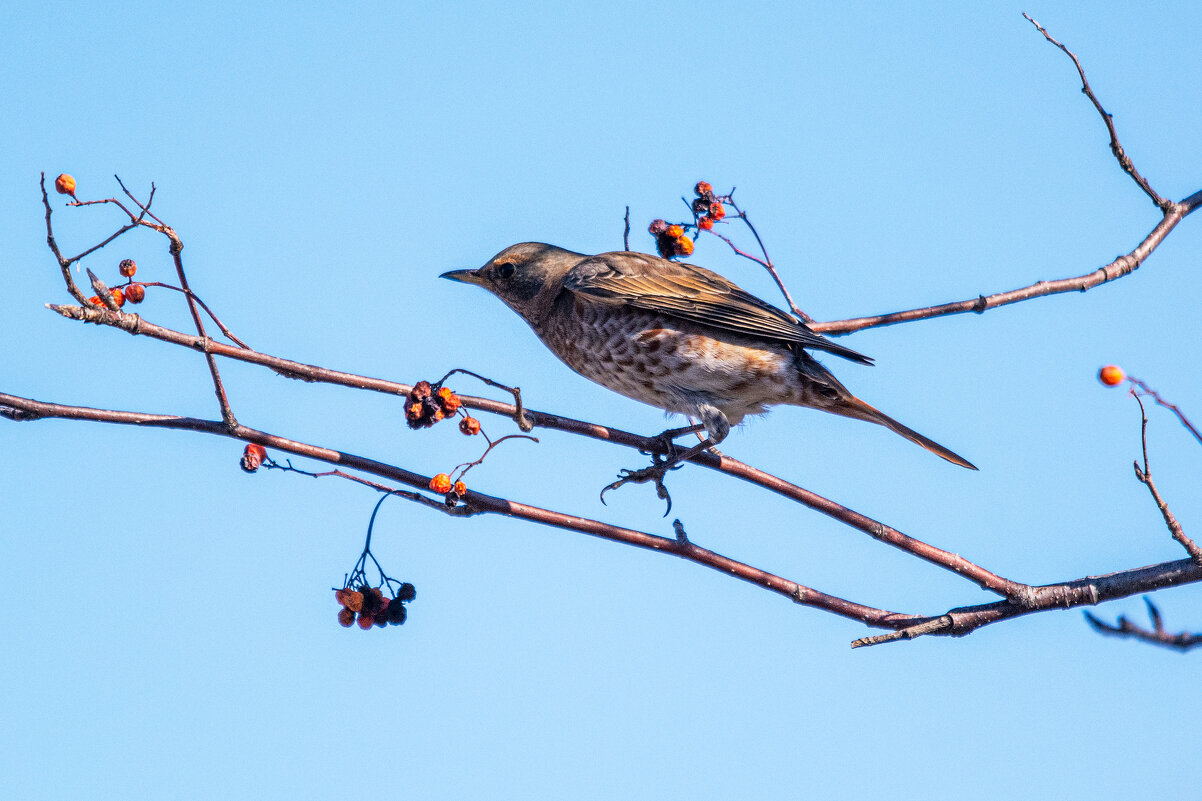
[690,181,727,230]
[648,181,728,259]
[240,443,268,473]
[405,381,463,429]
[87,257,147,308]
[648,219,694,259]
[429,473,469,506]
[335,582,416,630]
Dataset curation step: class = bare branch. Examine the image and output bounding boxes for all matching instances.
[1131,394,1201,565]
[1084,598,1202,652]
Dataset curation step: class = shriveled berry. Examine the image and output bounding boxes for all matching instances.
[665,224,684,239]
[396,582,417,602]
[1098,365,1126,386]
[88,295,103,307]
[343,590,364,613]
[55,174,76,195]
[125,283,146,303]
[356,613,375,630]
[119,259,137,278]
[453,480,467,496]
[698,216,714,231]
[109,287,126,307]
[436,386,462,413]
[694,181,713,196]
[648,219,669,236]
[429,473,452,494]
[672,236,694,257]
[709,202,726,220]
[241,443,267,472]
[387,602,407,625]
[337,607,356,627]
[364,587,386,615]
[459,416,481,435]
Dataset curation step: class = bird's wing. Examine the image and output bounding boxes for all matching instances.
[563,252,872,365]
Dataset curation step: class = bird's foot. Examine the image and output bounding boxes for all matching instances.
[600,449,683,515]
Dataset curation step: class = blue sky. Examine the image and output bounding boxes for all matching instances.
[4,3,1201,799]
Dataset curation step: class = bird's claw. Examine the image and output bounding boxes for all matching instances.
[599,452,680,515]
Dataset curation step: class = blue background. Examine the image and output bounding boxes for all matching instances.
[4,3,1200,799]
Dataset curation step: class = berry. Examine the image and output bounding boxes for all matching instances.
[343,590,364,613]
[648,219,669,236]
[672,236,694,257]
[356,613,375,630]
[387,602,408,625]
[54,174,76,196]
[453,480,467,496]
[665,224,684,239]
[694,181,713,196]
[698,216,714,231]
[118,259,137,278]
[337,607,356,627]
[396,583,417,602]
[459,416,481,435]
[1098,365,1126,386]
[437,387,462,413]
[109,287,126,307]
[125,283,146,304]
[88,295,103,307]
[709,202,726,220]
[429,473,452,494]
[240,443,267,472]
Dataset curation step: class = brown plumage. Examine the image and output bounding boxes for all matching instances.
[442,242,975,470]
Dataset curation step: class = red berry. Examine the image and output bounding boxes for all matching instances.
[429,473,452,494]
[694,181,713,196]
[125,283,146,303]
[337,607,356,627]
[698,216,714,231]
[709,202,726,220]
[240,443,267,472]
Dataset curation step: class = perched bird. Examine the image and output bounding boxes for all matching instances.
[442,243,975,472]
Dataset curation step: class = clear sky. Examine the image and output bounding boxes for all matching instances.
[4,2,1201,799]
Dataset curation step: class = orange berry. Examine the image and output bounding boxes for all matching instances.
[429,473,452,494]
[698,216,714,231]
[109,287,126,307]
[437,386,462,413]
[431,408,445,423]
[453,480,467,496]
[343,590,364,612]
[1098,365,1126,386]
[88,295,103,307]
[118,259,137,278]
[54,173,76,195]
[709,202,726,220]
[125,283,146,304]
[459,416,481,435]
[673,236,694,257]
[337,607,356,627]
[694,181,713,196]
[665,224,684,239]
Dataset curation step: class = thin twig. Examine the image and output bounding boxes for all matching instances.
[1084,598,1202,652]
[1022,13,1168,210]
[1129,377,1202,446]
[1131,394,1201,565]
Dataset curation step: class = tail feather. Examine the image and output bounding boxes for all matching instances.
[832,395,978,470]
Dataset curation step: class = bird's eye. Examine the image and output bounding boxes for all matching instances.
[495,262,515,279]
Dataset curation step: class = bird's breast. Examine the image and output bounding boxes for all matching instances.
[535,296,803,422]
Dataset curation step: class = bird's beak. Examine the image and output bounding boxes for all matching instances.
[440,268,487,287]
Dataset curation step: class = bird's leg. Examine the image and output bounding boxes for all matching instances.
[602,405,729,514]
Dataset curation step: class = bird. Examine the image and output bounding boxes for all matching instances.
[441,243,975,487]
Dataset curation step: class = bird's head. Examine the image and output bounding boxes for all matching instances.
[441,242,583,328]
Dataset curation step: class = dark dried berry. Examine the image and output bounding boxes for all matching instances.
[396,583,417,603]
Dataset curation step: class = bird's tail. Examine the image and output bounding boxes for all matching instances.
[830,395,977,470]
